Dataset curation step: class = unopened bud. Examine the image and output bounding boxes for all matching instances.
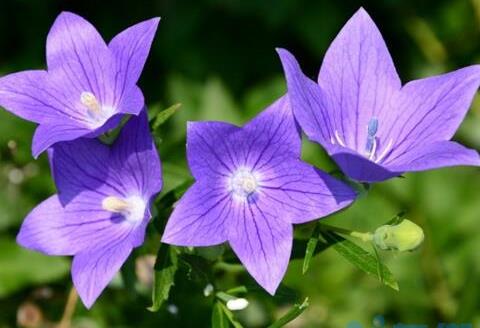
[373,219,424,252]
[203,284,214,297]
[226,298,249,311]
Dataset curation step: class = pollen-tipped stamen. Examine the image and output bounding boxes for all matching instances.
[365,117,379,159]
[102,196,131,213]
[229,168,259,200]
[102,195,146,223]
[80,91,101,115]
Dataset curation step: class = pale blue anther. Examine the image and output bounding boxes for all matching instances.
[367,117,378,137]
[365,117,378,154]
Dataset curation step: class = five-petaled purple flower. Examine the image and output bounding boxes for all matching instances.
[16,111,162,308]
[0,12,159,158]
[278,8,480,183]
[161,97,356,294]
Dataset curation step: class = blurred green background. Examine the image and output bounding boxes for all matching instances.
[0,0,480,327]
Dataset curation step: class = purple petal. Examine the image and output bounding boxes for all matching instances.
[108,18,160,93]
[329,145,400,182]
[0,70,87,124]
[259,160,356,224]
[46,12,116,107]
[387,141,480,172]
[49,138,114,204]
[380,66,480,163]
[118,85,145,115]
[186,121,241,180]
[111,110,162,198]
[242,96,302,169]
[317,8,401,152]
[72,235,133,308]
[17,195,132,257]
[32,123,90,159]
[162,181,230,246]
[276,49,332,146]
[227,199,292,294]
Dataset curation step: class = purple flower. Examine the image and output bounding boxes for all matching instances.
[277,8,480,183]
[161,97,356,294]
[16,111,162,308]
[0,12,159,158]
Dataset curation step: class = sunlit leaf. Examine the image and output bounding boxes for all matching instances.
[268,297,309,328]
[152,103,182,130]
[321,230,399,291]
[148,244,178,312]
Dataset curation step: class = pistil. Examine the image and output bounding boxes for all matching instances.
[229,168,259,200]
[80,91,101,115]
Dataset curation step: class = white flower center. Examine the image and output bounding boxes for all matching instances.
[102,195,146,223]
[229,168,259,200]
[80,91,115,128]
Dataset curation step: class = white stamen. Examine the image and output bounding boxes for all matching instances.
[80,91,101,114]
[375,139,394,163]
[102,195,146,223]
[229,168,259,200]
[330,135,336,145]
[368,138,377,161]
[226,298,249,311]
[334,130,346,147]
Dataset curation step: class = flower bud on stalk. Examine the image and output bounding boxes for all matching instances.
[373,220,424,252]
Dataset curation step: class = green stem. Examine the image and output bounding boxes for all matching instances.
[213,262,245,273]
[319,223,373,242]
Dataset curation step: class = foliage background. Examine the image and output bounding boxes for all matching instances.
[0,0,479,327]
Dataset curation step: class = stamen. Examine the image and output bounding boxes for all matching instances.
[365,117,379,159]
[334,130,346,147]
[80,91,101,115]
[102,195,146,223]
[367,117,378,137]
[368,138,377,160]
[375,139,394,163]
[229,168,259,200]
[102,196,130,213]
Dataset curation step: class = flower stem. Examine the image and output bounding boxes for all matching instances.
[319,223,373,242]
[57,287,78,328]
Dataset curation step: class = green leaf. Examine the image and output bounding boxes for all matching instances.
[212,302,230,328]
[268,297,309,328]
[148,244,178,312]
[320,230,399,291]
[302,237,318,274]
[153,180,193,232]
[0,238,70,297]
[152,103,182,130]
[218,302,243,328]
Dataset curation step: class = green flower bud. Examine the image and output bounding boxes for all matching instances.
[373,219,424,252]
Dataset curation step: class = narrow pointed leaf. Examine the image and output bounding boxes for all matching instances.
[148,244,178,312]
[212,302,230,328]
[152,103,182,130]
[218,302,243,328]
[320,230,399,291]
[302,236,319,274]
[268,297,309,328]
